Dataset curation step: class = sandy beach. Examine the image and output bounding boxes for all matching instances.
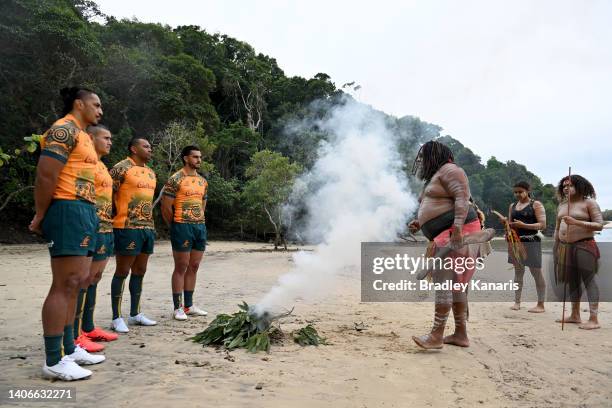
[1,240,611,408]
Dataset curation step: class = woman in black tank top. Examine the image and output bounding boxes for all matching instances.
[505,181,547,312]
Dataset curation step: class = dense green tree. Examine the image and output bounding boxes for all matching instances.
[210,122,262,180]
[0,0,597,242]
[242,150,301,249]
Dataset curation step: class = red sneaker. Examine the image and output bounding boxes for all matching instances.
[83,327,119,342]
[75,335,105,353]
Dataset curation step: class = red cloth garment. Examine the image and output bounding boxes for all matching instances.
[432,219,482,285]
[572,238,600,260]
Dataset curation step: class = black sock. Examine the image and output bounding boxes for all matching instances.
[73,289,86,339]
[173,292,182,310]
[129,274,144,317]
[44,334,63,366]
[184,290,194,308]
[63,325,75,355]
[82,283,97,332]
[111,275,127,320]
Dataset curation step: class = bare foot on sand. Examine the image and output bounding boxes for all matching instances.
[528,305,545,313]
[412,334,443,350]
[556,316,581,324]
[578,320,600,330]
[443,333,470,347]
[510,303,520,311]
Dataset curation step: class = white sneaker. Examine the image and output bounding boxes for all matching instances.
[111,317,129,333]
[185,305,208,316]
[42,356,92,381]
[67,345,105,365]
[128,313,157,326]
[173,307,188,321]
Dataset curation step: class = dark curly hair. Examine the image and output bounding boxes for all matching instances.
[411,140,454,182]
[513,181,530,191]
[513,181,531,197]
[556,174,596,200]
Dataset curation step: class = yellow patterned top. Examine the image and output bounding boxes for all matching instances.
[40,114,98,204]
[163,169,207,223]
[95,161,113,232]
[110,157,156,229]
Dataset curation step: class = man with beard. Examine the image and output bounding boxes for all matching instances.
[162,146,209,320]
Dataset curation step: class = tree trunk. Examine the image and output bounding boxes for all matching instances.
[0,185,34,212]
[263,204,280,250]
[152,186,165,208]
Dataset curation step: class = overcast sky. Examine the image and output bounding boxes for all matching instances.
[95,0,612,209]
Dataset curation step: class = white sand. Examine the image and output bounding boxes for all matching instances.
[0,241,610,407]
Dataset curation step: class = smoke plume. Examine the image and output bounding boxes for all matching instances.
[254,96,417,314]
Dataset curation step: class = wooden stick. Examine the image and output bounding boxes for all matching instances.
[562,167,571,331]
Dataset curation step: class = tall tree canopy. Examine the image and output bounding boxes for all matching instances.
[0,0,576,242]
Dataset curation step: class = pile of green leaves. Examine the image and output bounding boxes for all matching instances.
[189,303,328,352]
[292,325,327,346]
[189,302,274,353]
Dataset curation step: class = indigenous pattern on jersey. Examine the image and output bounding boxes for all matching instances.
[163,169,208,223]
[40,114,98,203]
[110,157,156,229]
[95,161,113,232]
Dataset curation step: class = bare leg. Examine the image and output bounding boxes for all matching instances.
[413,287,451,350]
[578,249,600,330]
[557,256,582,324]
[184,250,204,292]
[557,302,581,324]
[171,251,189,296]
[130,253,149,277]
[511,264,525,310]
[528,266,545,313]
[443,301,470,347]
[412,302,450,349]
[114,254,136,278]
[90,258,109,284]
[42,257,90,335]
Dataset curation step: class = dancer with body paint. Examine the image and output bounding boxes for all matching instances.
[408,141,492,349]
[554,175,603,330]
